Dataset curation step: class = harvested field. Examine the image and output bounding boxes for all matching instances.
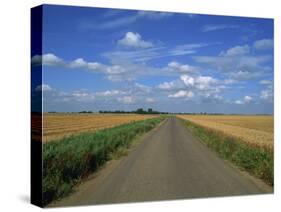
[177,115,274,148]
[43,113,158,142]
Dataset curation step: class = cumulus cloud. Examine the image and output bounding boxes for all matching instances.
[180,74,218,91]
[235,95,253,104]
[253,39,273,50]
[168,90,194,98]
[117,96,135,104]
[69,58,88,69]
[194,54,271,81]
[32,53,64,66]
[260,89,273,102]
[168,61,198,73]
[159,73,223,102]
[31,53,146,82]
[260,84,273,102]
[244,95,253,103]
[220,45,250,57]
[195,76,218,90]
[95,90,126,97]
[37,82,157,107]
[193,41,272,81]
[118,32,153,48]
[158,81,181,90]
[94,83,152,104]
[37,86,96,103]
[180,75,195,87]
[70,90,95,101]
[235,100,243,105]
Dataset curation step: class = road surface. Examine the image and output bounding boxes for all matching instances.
[52,117,272,207]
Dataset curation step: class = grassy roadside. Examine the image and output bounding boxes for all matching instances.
[180,118,273,186]
[43,117,165,206]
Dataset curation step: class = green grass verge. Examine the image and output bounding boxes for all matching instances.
[43,117,165,206]
[181,119,273,186]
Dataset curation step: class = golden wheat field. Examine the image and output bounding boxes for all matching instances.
[40,113,158,142]
[178,115,274,148]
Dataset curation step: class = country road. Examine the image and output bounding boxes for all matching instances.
[52,117,272,207]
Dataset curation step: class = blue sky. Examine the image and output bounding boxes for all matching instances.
[32,4,274,114]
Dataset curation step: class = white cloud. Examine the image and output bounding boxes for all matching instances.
[86,10,173,30]
[146,97,156,103]
[180,75,195,86]
[230,70,262,80]
[224,79,237,84]
[43,89,96,103]
[202,24,238,32]
[106,65,126,74]
[158,81,177,90]
[43,53,64,66]
[181,74,218,91]
[87,62,104,70]
[195,76,217,90]
[260,90,273,101]
[254,39,273,50]
[96,90,126,97]
[118,32,153,48]
[260,85,273,102]
[235,95,253,104]
[69,58,88,69]
[40,82,157,106]
[35,84,52,92]
[260,80,272,85]
[117,96,135,104]
[32,53,64,66]
[134,83,151,93]
[220,45,250,57]
[32,53,140,82]
[95,83,151,103]
[168,61,198,73]
[91,15,138,30]
[168,90,194,98]
[235,100,243,105]
[70,90,95,101]
[159,74,221,100]
[244,95,252,103]
[194,55,271,81]
[137,11,173,19]
[167,43,219,57]
[104,42,216,63]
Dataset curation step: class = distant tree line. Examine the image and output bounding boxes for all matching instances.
[99,108,169,115]
[47,110,267,116]
[78,111,93,113]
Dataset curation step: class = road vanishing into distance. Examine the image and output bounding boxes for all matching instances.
[52,117,272,207]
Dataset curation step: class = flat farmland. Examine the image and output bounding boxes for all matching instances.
[43,113,158,142]
[177,115,274,148]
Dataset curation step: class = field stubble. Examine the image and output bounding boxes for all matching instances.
[41,113,158,142]
[177,115,273,148]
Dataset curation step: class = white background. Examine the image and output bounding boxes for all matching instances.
[0,0,280,211]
